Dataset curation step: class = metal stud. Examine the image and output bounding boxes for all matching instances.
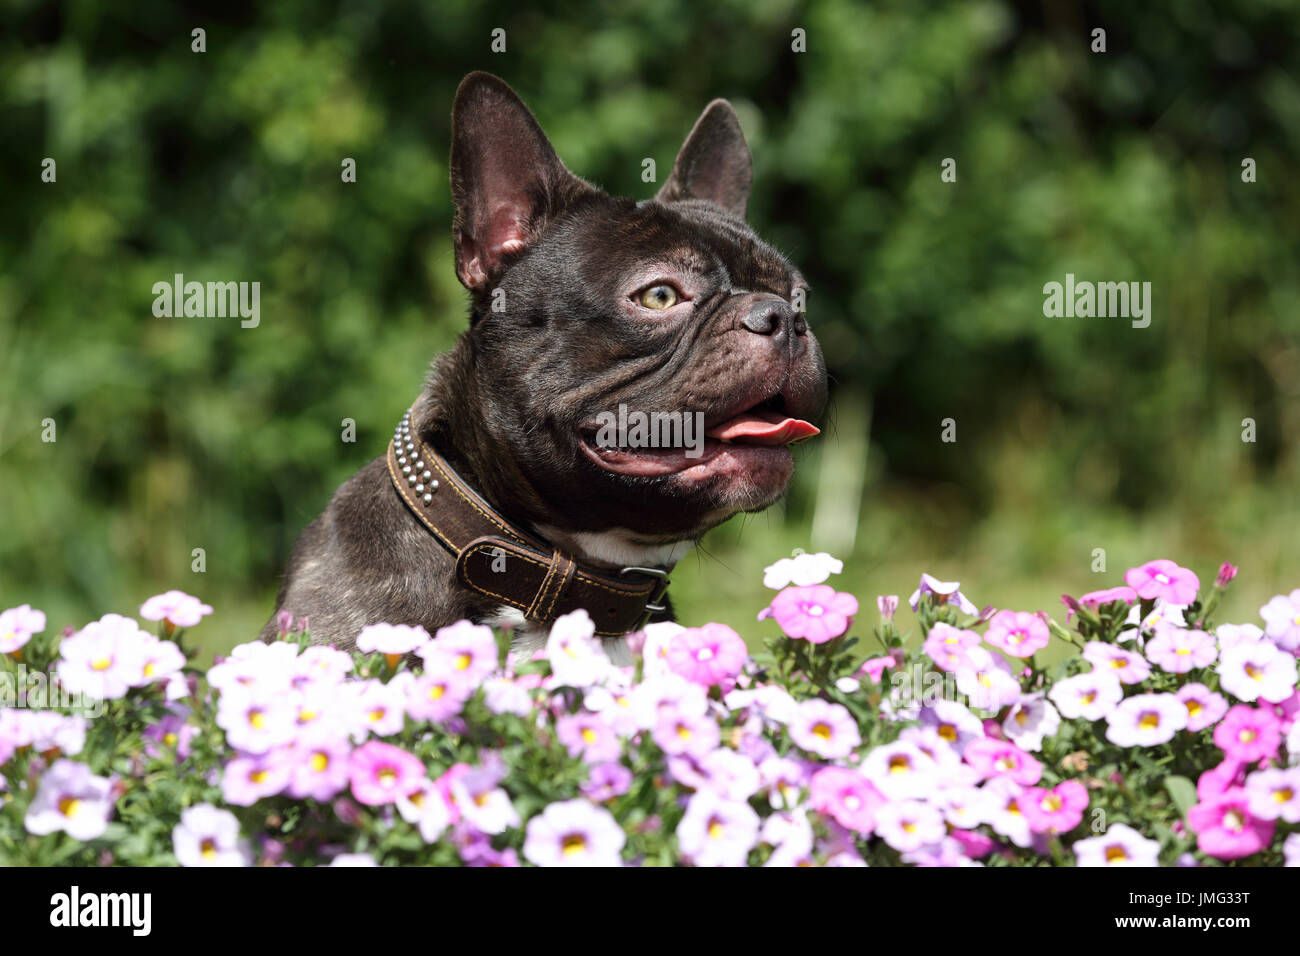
[407,474,417,485]
[421,470,432,481]
[415,483,425,494]
[401,465,411,475]
[422,493,432,505]
[429,480,439,492]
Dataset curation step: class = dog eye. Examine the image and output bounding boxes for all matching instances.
[637,284,679,310]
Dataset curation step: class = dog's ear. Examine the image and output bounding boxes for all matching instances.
[655,100,752,219]
[450,72,594,290]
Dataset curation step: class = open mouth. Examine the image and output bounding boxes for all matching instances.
[578,394,820,478]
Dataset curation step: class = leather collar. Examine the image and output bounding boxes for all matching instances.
[386,408,672,637]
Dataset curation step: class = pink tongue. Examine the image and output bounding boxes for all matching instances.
[705,408,820,445]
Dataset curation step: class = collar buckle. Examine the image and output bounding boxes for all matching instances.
[620,566,671,631]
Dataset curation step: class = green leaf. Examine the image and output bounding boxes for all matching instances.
[1163,775,1197,818]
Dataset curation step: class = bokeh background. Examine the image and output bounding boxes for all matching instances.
[2,0,1298,660]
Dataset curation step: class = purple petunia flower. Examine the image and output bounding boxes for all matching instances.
[1145,627,1217,674]
[1019,780,1088,834]
[908,573,979,615]
[1106,693,1188,747]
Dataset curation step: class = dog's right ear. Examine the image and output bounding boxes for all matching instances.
[449,72,594,291]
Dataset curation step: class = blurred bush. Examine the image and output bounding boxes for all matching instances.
[2,0,1297,655]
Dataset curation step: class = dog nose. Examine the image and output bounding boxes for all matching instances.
[742,299,797,337]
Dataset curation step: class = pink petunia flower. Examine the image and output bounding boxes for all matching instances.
[348,741,426,807]
[1260,589,1300,652]
[1218,640,1298,704]
[875,800,946,853]
[556,711,622,764]
[1019,780,1088,834]
[1212,705,1280,764]
[758,585,858,644]
[955,646,1022,710]
[1187,788,1275,860]
[424,620,500,684]
[1072,823,1160,866]
[580,762,633,803]
[1243,767,1300,823]
[57,614,152,700]
[1105,693,1188,747]
[1048,671,1123,721]
[963,737,1042,786]
[675,790,760,867]
[922,622,982,673]
[787,699,861,760]
[862,740,940,799]
[0,604,46,654]
[1144,627,1216,674]
[808,767,883,833]
[139,591,213,629]
[222,750,291,806]
[523,799,625,867]
[1077,586,1138,611]
[1002,694,1060,752]
[1124,560,1200,605]
[287,735,352,802]
[172,804,251,867]
[1176,683,1229,733]
[665,623,747,687]
[356,622,430,660]
[651,704,720,759]
[984,610,1050,658]
[24,759,114,841]
[1082,641,1151,685]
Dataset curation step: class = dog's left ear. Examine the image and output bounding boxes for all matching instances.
[656,100,752,219]
[450,72,596,290]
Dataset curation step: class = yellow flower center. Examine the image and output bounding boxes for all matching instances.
[456,653,472,671]
[1186,700,1202,716]
[562,834,587,857]
[311,753,329,772]
[811,722,832,741]
[889,755,911,774]
[249,770,267,784]
[201,839,217,860]
[1105,844,1128,863]
[937,724,957,742]
[248,710,266,730]
[1138,712,1160,730]
[91,657,113,672]
[1275,788,1294,804]
[58,797,81,818]
[581,728,597,744]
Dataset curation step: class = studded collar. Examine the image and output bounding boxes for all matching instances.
[386,408,671,637]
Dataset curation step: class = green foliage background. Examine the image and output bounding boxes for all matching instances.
[2,0,1297,658]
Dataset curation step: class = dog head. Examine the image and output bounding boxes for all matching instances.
[426,72,827,553]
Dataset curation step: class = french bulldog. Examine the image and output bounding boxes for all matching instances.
[261,72,827,661]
